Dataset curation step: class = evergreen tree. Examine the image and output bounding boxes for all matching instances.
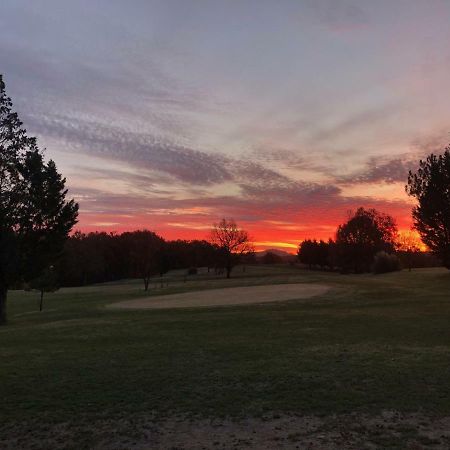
[406,148,450,268]
[0,74,78,324]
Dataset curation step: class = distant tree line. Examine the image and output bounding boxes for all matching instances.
[54,219,255,289]
[58,231,226,288]
[298,207,397,273]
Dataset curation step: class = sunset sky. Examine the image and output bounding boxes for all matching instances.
[3,0,450,251]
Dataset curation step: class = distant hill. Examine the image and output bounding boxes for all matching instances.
[254,248,297,262]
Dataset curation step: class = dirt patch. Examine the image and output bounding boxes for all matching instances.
[2,412,449,449]
[109,283,330,310]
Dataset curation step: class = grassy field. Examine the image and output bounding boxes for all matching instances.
[1,265,450,448]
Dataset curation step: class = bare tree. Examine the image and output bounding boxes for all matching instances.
[210,219,253,278]
[121,230,165,291]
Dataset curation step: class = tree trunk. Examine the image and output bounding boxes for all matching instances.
[39,290,44,311]
[226,265,231,279]
[144,278,149,291]
[0,283,7,325]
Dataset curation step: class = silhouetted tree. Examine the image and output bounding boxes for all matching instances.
[298,239,316,269]
[0,75,78,324]
[327,239,338,270]
[298,239,334,270]
[210,219,253,278]
[335,207,397,273]
[121,230,165,291]
[406,148,450,268]
[29,265,58,311]
[396,230,422,271]
[60,232,119,285]
[190,240,218,271]
[59,234,221,286]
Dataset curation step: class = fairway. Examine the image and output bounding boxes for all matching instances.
[2,265,450,449]
[110,282,330,309]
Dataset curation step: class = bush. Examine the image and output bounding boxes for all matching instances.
[187,267,198,275]
[372,251,401,274]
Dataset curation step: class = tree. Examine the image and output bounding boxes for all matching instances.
[0,75,78,324]
[210,219,253,278]
[335,207,397,273]
[396,230,422,271]
[298,239,316,269]
[406,148,450,268]
[298,239,334,270]
[121,230,165,291]
[29,265,58,311]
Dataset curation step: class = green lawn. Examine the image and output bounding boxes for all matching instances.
[1,266,450,447]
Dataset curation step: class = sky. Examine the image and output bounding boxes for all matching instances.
[2,0,450,251]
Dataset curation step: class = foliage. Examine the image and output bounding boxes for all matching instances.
[0,74,78,324]
[210,218,253,278]
[298,239,334,270]
[59,232,220,286]
[335,207,397,273]
[29,265,59,311]
[396,230,423,271]
[372,251,401,274]
[121,230,165,291]
[406,148,450,268]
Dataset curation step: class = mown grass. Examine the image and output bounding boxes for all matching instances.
[1,266,450,427]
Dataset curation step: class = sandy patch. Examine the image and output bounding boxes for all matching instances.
[109,283,329,310]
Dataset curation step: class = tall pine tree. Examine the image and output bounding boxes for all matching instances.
[0,74,78,324]
[406,148,450,268]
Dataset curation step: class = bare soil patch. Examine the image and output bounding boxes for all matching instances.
[109,283,330,310]
[2,412,449,449]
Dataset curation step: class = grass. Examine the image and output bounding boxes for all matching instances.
[1,265,450,445]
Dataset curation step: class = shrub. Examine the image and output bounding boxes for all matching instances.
[372,251,401,274]
[187,267,198,275]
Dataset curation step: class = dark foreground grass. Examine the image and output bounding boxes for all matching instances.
[1,266,450,442]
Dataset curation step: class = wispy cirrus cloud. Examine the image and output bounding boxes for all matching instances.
[23,113,233,186]
[339,155,416,184]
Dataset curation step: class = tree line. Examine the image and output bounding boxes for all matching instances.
[58,218,253,288]
[60,231,219,287]
[260,215,430,272]
[298,207,422,273]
